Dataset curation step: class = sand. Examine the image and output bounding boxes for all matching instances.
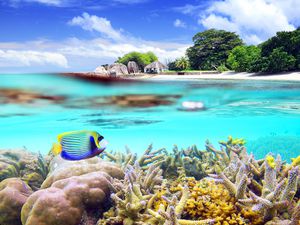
[140,71,300,82]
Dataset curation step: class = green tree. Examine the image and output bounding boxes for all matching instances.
[116,51,158,70]
[186,29,243,70]
[227,45,261,72]
[265,48,296,73]
[175,57,190,70]
[252,28,300,72]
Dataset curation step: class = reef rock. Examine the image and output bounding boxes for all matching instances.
[107,63,129,77]
[94,66,108,76]
[41,156,124,188]
[127,61,139,74]
[21,171,113,225]
[0,178,32,225]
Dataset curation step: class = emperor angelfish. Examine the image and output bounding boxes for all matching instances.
[52,130,108,160]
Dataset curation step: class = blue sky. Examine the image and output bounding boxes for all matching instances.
[1,0,300,72]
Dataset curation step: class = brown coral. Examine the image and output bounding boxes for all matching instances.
[42,156,124,188]
[22,171,114,225]
[0,178,32,225]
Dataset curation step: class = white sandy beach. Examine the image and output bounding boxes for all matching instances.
[141,71,300,81]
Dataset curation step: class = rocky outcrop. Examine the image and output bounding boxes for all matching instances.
[94,66,108,76]
[127,61,139,74]
[107,63,129,77]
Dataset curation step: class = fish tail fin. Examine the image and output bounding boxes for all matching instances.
[52,143,62,156]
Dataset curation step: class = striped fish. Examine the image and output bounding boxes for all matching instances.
[52,130,107,160]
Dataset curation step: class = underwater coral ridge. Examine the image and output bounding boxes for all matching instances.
[0,136,299,225]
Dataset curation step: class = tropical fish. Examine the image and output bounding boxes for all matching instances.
[52,130,108,160]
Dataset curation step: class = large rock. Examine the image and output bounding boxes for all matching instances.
[107,63,129,77]
[0,178,33,225]
[127,61,139,74]
[94,66,108,76]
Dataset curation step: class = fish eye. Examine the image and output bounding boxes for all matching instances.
[98,136,104,142]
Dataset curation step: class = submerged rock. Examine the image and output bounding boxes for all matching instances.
[0,178,32,225]
[0,89,65,105]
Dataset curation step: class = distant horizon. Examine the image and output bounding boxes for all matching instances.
[1,0,300,73]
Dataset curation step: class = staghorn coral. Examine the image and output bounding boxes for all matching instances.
[103,144,166,170]
[0,149,49,190]
[212,151,299,223]
[98,162,163,224]
[161,145,216,180]
[0,178,32,225]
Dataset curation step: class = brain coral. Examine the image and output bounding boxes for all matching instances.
[41,156,124,188]
[0,178,32,225]
[22,156,124,225]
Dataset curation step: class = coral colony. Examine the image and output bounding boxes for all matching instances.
[0,137,299,225]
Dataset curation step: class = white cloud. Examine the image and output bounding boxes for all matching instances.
[112,0,148,3]
[176,0,300,44]
[7,0,70,6]
[0,13,189,72]
[0,50,68,68]
[69,13,123,41]
[174,19,186,28]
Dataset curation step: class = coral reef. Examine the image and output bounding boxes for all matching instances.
[0,137,299,225]
[0,178,32,225]
[103,144,166,170]
[42,156,124,188]
[22,171,113,225]
[0,149,49,190]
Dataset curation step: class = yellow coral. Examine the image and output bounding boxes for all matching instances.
[158,178,263,225]
[266,155,276,169]
[291,155,300,167]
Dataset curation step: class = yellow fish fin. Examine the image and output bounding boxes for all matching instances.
[52,142,63,155]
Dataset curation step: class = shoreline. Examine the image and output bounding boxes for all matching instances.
[62,71,300,82]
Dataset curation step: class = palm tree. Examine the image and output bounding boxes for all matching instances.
[175,57,190,70]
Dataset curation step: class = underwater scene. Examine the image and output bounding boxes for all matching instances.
[0,74,300,225]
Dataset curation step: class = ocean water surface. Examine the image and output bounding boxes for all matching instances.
[1,74,300,160]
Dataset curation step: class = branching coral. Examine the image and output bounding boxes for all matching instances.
[103,144,166,170]
[211,151,299,224]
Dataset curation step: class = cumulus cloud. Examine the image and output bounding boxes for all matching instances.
[0,14,189,72]
[69,13,123,41]
[0,50,68,68]
[6,0,70,6]
[174,19,186,28]
[176,0,300,44]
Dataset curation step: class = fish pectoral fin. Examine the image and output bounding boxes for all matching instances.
[52,143,62,155]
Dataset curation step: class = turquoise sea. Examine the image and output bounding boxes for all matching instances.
[1,74,300,160]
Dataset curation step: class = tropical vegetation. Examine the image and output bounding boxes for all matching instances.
[116,51,158,70]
